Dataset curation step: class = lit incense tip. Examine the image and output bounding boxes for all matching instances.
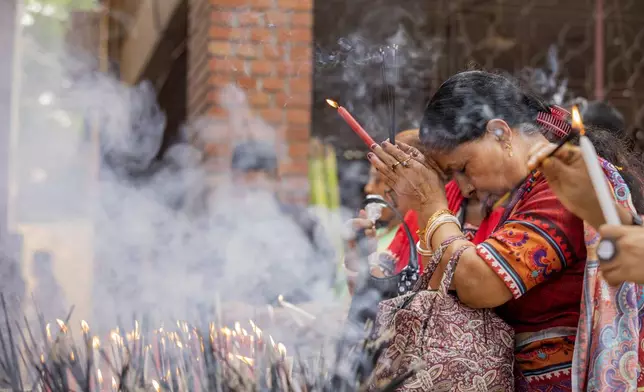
[571,106,585,136]
[325,99,339,109]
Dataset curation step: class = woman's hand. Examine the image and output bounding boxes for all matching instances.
[598,224,644,286]
[368,140,448,213]
[343,209,376,272]
[527,142,603,226]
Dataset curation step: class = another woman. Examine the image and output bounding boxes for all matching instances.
[368,71,644,390]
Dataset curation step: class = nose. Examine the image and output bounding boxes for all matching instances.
[454,174,475,198]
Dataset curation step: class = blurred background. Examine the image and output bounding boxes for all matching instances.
[1,0,644,326]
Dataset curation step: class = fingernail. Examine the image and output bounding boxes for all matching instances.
[367,152,374,159]
[382,141,390,146]
[370,143,378,150]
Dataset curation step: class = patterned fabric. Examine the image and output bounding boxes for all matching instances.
[372,245,515,391]
[571,159,644,391]
[476,174,587,390]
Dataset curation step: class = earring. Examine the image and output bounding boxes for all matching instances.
[494,129,504,140]
[504,142,514,157]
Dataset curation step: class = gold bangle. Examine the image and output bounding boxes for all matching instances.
[424,209,452,232]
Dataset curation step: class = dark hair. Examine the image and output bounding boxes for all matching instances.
[419,71,644,213]
[582,101,626,139]
[231,141,278,174]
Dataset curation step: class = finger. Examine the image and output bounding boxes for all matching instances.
[365,228,377,238]
[527,141,551,158]
[358,209,367,218]
[371,142,401,170]
[351,218,375,230]
[367,152,397,183]
[550,143,581,164]
[527,143,557,170]
[599,224,632,239]
[381,140,412,166]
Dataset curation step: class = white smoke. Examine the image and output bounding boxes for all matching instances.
[9,2,344,340]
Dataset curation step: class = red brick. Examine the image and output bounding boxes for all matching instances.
[277,61,311,77]
[290,45,311,60]
[247,91,272,107]
[264,44,284,60]
[286,109,310,125]
[208,74,232,87]
[235,76,257,89]
[262,77,286,91]
[277,0,312,11]
[289,77,311,93]
[264,10,289,26]
[236,43,259,59]
[250,28,274,42]
[209,58,246,73]
[280,160,308,175]
[291,12,312,27]
[288,142,310,158]
[275,92,310,108]
[211,10,236,26]
[209,26,245,40]
[277,28,312,43]
[238,11,264,26]
[258,108,284,123]
[285,126,310,141]
[208,41,234,57]
[250,60,275,76]
[217,0,273,9]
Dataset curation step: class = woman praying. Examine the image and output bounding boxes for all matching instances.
[368,71,644,390]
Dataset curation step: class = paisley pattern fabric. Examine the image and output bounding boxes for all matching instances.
[571,159,644,391]
[371,247,515,391]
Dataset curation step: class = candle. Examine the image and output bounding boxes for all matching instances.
[571,107,621,225]
[326,99,376,147]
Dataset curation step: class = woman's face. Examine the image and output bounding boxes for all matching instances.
[364,166,396,221]
[431,130,533,205]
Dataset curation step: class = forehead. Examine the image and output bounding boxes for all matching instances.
[430,141,481,171]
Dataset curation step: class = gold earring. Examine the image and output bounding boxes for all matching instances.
[504,142,513,157]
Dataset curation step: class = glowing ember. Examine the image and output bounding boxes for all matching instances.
[81,320,89,334]
[277,343,287,357]
[112,376,117,390]
[152,380,160,392]
[97,369,103,384]
[325,99,339,109]
[92,336,100,349]
[56,319,68,333]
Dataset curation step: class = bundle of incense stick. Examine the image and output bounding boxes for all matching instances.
[0,296,415,392]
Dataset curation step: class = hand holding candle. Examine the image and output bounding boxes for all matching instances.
[570,107,621,225]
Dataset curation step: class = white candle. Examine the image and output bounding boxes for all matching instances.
[579,135,621,225]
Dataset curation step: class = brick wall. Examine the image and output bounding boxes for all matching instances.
[188,0,314,203]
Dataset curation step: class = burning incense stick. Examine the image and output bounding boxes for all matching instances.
[277,295,316,322]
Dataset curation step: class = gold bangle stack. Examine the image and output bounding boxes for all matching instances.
[423,209,461,248]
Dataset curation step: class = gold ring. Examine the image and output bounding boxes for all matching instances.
[391,161,402,170]
[401,157,412,167]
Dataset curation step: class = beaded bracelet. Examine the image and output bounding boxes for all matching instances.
[429,234,467,266]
